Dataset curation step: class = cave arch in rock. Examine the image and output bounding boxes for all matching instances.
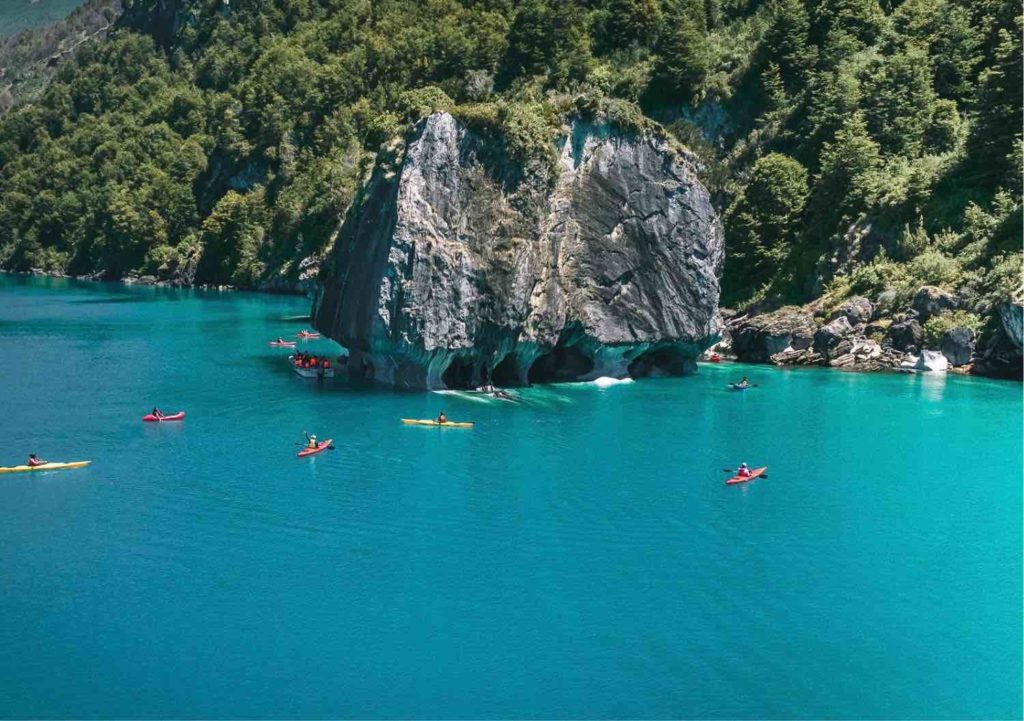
[442,355,480,389]
[490,353,523,387]
[527,342,595,384]
[627,345,693,378]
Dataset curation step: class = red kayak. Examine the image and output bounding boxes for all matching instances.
[296,331,320,339]
[297,439,333,458]
[726,466,767,484]
[269,340,297,347]
[709,353,722,362]
[143,411,185,422]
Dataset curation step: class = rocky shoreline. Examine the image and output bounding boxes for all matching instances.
[712,288,1023,380]
[2,266,315,297]
[7,268,1020,383]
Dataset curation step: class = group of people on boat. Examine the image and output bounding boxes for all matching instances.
[292,352,331,370]
[475,384,516,401]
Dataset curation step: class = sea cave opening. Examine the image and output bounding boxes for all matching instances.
[627,346,692,378]
[442,356,480,389]
[527,343,595,384]
[491,353,522,386]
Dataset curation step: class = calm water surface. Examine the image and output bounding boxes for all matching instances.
[0,276,1020,718]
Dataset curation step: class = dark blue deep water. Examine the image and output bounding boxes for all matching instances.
[1,276,1021,718]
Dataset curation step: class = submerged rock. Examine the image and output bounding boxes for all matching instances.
[314,112,723,389]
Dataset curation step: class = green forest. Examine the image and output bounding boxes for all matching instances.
[0,0,1020,327]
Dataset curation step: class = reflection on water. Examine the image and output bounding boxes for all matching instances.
[918,370,948,402]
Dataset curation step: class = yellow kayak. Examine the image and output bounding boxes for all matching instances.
[401,419,474,428]
[0,460,92,474]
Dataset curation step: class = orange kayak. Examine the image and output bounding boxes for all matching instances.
[297,439,333,458]
[726,466,767,485]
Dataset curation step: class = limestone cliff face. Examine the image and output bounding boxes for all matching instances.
[314,112,723,389]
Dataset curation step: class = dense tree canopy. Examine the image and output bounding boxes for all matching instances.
[0,0,1018,327]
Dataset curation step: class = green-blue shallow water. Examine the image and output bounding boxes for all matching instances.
[1,275,1021,719]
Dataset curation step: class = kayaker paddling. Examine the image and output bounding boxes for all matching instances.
[437,410,448,424]
[151,407,163,420]
[401,418,473,428]
[724,464,767,485]
[296,436,333,458]
[729,376,757,390]
[1,459,89,474]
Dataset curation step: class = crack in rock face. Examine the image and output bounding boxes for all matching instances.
[314,112,723,389]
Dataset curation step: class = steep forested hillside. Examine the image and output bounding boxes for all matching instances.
[0,0,122,113]
[0,0,1019,328]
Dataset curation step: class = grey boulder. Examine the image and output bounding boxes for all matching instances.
[1000,299,1023,350]
[833,296,873,325]
[884,319,924,353]
[940,326,975,366]
[730,308,816,363]
[814,315,854,356]
[913,286,958,320]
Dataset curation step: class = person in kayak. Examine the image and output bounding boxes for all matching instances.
[151,407,163,419]
[27,453,47,467]
[736,462,752,478]
[734,376,751,389]
[437,411,448,424]
[304,432,319,450]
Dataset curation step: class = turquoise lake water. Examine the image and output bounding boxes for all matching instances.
[0,275,1021,718]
